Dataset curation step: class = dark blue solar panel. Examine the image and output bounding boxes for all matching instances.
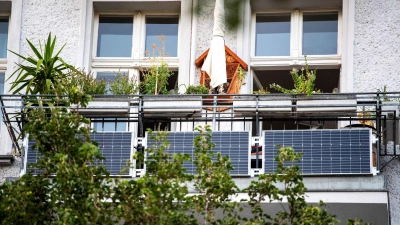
[26,132,132,176]
[91,132,132,175]
[264,129,371,175]
[146,131,250,176]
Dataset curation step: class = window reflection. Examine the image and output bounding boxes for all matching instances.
[145,17,179,57]
[256,14,291,56]
[302,13,338,55]
[93,118,127,132]
[97,16,133,57]
[0,17,8,58]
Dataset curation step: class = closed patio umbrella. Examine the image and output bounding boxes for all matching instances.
[201,0,227,89]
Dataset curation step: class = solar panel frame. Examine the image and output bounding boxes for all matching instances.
[25,132,133,176]
[262,129,372,175]
[145,131,251,176]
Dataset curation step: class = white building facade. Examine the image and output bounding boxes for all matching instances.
[0,0,399,224]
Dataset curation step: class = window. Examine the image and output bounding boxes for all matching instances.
[96,16,133,57]
[94,14,179,59]
[93,118,127,132]
[254,11,340,57]
[255,14,291,56]
[252,10,341,91]
[0,72,4,126]
[302,13,338,55]
[145,17,179,57]
[91,13,180,99]
[0,16,8,58]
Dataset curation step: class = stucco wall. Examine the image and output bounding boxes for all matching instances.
[19,0,81,66]
[354,1,400,224]
[353,0,400,92]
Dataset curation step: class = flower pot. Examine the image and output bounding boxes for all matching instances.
[142,95,202,114]
[233,95,292,115]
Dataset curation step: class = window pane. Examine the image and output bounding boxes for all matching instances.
[97,71,128,95]
[0,73,4,126]
[302,13,338,55]
[97,72,115,95]
[256,15,291,56]
[97,16,133,57]
[93,118,127,132]
[145,17,179,57]
[0,17,8,58]
[253,69,340,94]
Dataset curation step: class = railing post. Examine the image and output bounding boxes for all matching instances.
[255,95,260,169]
[212,95,217,130]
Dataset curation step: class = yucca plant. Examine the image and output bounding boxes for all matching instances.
[8,33,72,95]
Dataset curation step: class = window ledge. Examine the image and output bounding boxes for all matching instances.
[91,57,179,69]
[250,56,341,69]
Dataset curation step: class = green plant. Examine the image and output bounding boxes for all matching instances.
[109,72,139,95]
[236,66,246,83]
[270,56,320,96]
[244,145,338,224]
[8,33,72,95]
[253,87,270,94]
[184,84,209,95]
[377,85,390,102]
[141,36,173,95]
[66,68,107,95]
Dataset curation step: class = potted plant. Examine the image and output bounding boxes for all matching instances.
[8,33,72,108]
[141,36,202,114]
[233,87,292,114]
[269,57,356,115]
[378,85,399,119]
[68,69,132,115]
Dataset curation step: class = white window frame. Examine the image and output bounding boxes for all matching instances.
[251,9,342,68]
[91,12,180,71]
[0,13,10,70]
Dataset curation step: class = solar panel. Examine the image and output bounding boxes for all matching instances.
[263,129,371,175]
[90,132,132,175]
[145,131,250,176]
[25,132,133,176]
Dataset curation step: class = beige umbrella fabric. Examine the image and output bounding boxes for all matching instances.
[201,0,227,88]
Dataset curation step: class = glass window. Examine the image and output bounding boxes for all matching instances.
[255,14,291,56]
[0,72,4,126]
[97,72,115,95]
[93,118,127,132]
[145,17,179,57]
[0,17,8,58]
[97,71,129,94]
[302,13,338,55]
[97,16,133,57]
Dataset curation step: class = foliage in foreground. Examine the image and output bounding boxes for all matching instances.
[0,105,370,224]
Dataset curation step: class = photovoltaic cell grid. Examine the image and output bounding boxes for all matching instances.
[146,131,250,176]
[263,129,371,175]
[90,132,132,175]
[26,132,132,176]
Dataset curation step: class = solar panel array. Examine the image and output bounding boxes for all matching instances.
[263,129,371,175]
[26,132,132,176]
[146,131,250,176]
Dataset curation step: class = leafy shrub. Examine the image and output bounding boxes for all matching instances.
[110,72,139,95]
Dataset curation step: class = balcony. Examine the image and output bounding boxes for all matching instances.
[1,92,399,177]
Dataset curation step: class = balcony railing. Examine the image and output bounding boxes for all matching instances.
[1,92,399,173]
